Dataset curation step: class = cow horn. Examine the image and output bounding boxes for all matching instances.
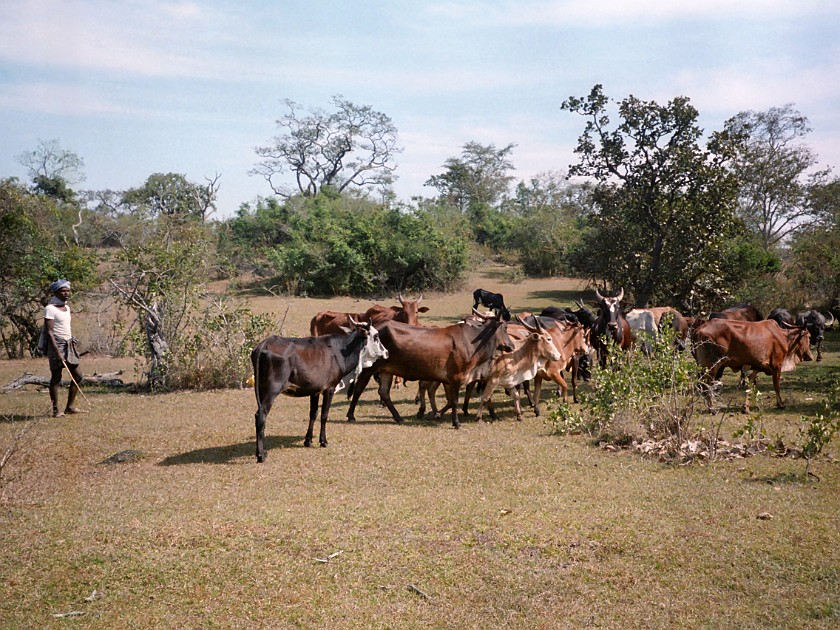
[515,314,537,332]
[398,293,405,305]
[616,287,624,302]
[594,287,604,301]
[472,307,488,320]
[416,293,423,304]
[825,311,835,328]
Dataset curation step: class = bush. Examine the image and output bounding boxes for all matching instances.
[161,298,275,390]
[548,326,702,445]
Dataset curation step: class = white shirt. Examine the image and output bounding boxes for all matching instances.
[45,304,72,340]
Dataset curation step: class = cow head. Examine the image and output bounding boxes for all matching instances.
[516,315,562,362]
[472,308,514,353]
[780,323,813,370]
[796,310,828,344]
[594,287,625,343]
[397,293,430,325]
[349,317,389,368]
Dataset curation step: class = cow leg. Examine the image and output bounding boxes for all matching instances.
[772,369,785,409]
[377,372,404,424]
[346,368,375,422]
[533,375,543,417]
[570,357,579,404]
[429,382,444,418]
[448,382,462,429]
[742,371,760,414]
[305,394,319,447]
[319,389,334,447]
[816,340,823,362]
[416,381,427,418]
[700,369,717,413]
[254,364,287,463]
[511,386,524,422]
[520,381,533,408]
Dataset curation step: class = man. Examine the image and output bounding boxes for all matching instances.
[44,279,84,417]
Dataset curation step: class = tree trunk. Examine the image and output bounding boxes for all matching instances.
[144,304,169,388]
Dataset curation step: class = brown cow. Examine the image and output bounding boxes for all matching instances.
[692,319,812,413]
[472,316,562,422]
[531,320,592,413]
[708,304,763,322]
[346,311,513,428]
[309,294,428,336]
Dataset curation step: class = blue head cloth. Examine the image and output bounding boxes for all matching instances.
[50,279,71,294]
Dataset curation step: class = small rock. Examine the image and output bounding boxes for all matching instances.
[756,512,774,520]
[100,449,143,465]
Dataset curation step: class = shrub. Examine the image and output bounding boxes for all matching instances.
[549,326,703,445]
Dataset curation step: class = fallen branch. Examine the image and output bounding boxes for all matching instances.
[2,371,127,392]
[407,584,431,600]
[314,550,344,563]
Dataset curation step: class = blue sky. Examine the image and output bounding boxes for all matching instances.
[2,0,839,218]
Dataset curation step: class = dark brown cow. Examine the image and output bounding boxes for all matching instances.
[251,320,389,462]
[346,311,514,429]
[591,288,632,366]
[692,319,812,413]
[309,294,429,336]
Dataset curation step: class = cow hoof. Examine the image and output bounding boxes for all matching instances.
[304,439,312,447]
[534,408,541,417]
[346,416,356,423]
[320,442,328,448]
[256,454,266,463]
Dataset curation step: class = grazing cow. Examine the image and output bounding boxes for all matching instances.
[472,316,562,422]
[251,320,389,462]
[708,304,763,322]
[346,311,514,428]
[767,307,795,328]
[591,288,632,366]
[472,288,511,321]
[795,310,835,362]
[692,319,812,413]
[309,294,428,336]
[531,320,592,413]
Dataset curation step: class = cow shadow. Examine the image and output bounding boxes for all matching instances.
[158,435,302,465]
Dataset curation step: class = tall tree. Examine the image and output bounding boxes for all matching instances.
[121,172,220,222]
[253,95,401,198]
[726,104,828,250]
[562,85,743,308]
[425,141,516,213]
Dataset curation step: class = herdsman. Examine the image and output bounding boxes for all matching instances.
[44,279,84,417]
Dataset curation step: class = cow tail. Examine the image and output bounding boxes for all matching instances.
[252,345,261,407]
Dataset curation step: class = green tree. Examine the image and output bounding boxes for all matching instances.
[17,139,85,203]
[726,104,829,250]
[253,95,401,198]
[562,85,743,308]
[121,172,220,222]
[0,179,97,358]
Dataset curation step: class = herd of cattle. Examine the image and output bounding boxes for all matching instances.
[249,290,835,462]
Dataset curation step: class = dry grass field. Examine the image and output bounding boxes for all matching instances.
[1,267,838,628]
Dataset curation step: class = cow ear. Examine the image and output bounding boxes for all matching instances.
[338,326,353,334]
[418,307,430,313]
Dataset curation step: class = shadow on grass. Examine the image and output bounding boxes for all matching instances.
[0,413,45,424]
[158,435,303,465]
[746,471,808,485]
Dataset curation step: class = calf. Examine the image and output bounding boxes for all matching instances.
[693,319,812,413]
[251,319,388,462]
[473,288,511,321]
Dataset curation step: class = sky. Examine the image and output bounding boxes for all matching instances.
[1,0,839,218]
